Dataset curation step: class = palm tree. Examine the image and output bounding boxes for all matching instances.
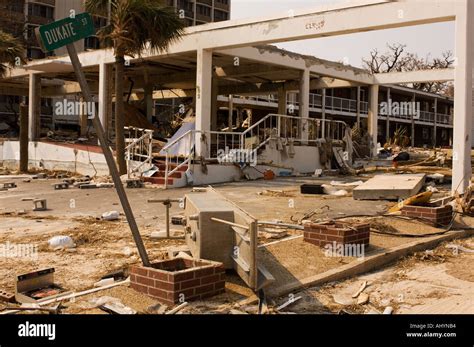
[85,0,185,174]
[0,30,25,78]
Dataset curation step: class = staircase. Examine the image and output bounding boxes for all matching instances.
[143,160,188,187]
[155,114,349,189]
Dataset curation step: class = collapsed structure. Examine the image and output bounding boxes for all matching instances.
[0,0,470,192]
[0,0,473,314]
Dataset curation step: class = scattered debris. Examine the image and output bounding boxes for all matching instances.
[101,211,120,221]
[388,191,433,214]
[322,184,349,197]
[352,281,368,299]
[383,306,394,315]
[53,182,69,190]
[0,290,15,303]
[94,278,115,288]
[165,302,188,315]
[357,293,370,305]
[446,244,474,254]
[48,236,76,250]
[33,199,48,211]
[276,296,303,311]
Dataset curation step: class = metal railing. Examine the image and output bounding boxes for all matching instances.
[125,127,154,179]
[161,129,195,188]
[160,114,348,188]
[234,94,451,126]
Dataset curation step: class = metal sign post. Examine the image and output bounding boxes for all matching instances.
[36,14,151,266]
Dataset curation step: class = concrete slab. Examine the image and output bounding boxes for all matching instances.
[353,174,425,201]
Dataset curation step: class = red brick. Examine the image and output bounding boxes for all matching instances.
[130,266,148,277]
[194,267,215,278]
[155,280,176,291]
[194,284,215,295]
[174,288,195,301]
[200,274,220,285]
[149,270,169,282]
[149,287,169,300]
[179,278,201,290]
[136,275,154,287]
[172,271,195,282]
[214,281,226,291]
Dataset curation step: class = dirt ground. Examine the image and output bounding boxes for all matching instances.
[285,237,474,315]
[0,174,472,314]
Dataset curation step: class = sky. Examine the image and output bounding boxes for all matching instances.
[230,0,455,68]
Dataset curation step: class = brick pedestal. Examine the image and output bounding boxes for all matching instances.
[304,221,370,248]
[130,258,225,306]
[401,204,453,227]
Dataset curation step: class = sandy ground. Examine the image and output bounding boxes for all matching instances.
[283,237,474,315]
[0,174,472,314]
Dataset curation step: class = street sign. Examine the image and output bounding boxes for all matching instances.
[35,13,95,52]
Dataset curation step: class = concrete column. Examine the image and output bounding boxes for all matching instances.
[211,74,218,131]
[98,63,112,137]
[299,69,310,143]
[196,48,213,158]
[452,0,474,194]
[368,85,379,157]
[411,93,416,148]
[19,103,28,172]
[28,73,41,141]
[228,94,233,132]
[356,86,361,128]
[433,98,438,148]
[79,96,88,137]
[322,89,326,138]
[386,87,391,142]
[278,88,287,115]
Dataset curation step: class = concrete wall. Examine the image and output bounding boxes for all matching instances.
[1,141,109,176]
[259,143,321,174]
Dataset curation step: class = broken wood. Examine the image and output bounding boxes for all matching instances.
[352,281,368,298]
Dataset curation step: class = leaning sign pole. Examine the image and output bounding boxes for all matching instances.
[36,13,151,266]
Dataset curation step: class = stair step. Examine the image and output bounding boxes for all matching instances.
[144,177,174,186]
[156,164,188,173]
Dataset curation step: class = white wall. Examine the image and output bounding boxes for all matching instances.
[1,141,109,176]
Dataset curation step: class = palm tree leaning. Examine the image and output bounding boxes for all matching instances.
[85,0,185,175]
[0,30,25,78]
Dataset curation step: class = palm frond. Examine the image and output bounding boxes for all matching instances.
[0,30,25,77]
[86,0,185,58]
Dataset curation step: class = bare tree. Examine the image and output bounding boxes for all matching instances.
[363,44,454,96]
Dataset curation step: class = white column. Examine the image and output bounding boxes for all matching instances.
[386,87,391,142]
[28,73,41,141]
[356,86,361,128]
[98,63,112,136]
[433,98,438,148]
[322,88,327,138]
[299,69,310,143]
[411,93,416,148]
[368,85,379,157]
[228,94,233,132]
[195,48,213,158]
[453,0,473,194]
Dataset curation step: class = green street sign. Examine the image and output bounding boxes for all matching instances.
[36,13,95,52]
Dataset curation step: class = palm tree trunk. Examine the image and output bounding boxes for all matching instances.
[115,55,127,175]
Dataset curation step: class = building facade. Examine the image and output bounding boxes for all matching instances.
[0,0,232,137]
